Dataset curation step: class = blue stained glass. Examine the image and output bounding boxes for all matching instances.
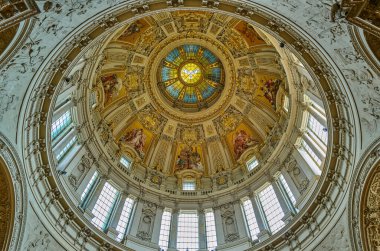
[158,44,225,111]
[166,48,180,62]
[203,50,217,63]
[167,85,181,98]
[202,85,215,99]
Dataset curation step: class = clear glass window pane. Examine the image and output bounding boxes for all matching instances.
[183,180,196,191]
[205,210,217,251]
[241,198,260,240]
[115,197,135,241]
[159,209,172,251]
[177,211,199,251]
[307,114,328,145]
[283,95,289,112]
[247,156,259,172]
[81,171,98,201]
[51,111,72,139]
[56,136,77,161]
[258,185,285,234]
[91,182,118,230]
[279,174,296,206]
[301,139,322,166]
[120,157,132,170]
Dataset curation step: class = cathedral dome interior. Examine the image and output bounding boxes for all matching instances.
[0,1,379,251]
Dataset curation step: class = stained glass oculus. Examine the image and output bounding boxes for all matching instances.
[158,44,225,112]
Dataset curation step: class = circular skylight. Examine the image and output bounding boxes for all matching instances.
[158,44,225,111]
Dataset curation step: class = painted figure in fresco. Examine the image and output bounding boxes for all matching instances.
[118,21,144,40]
[176,146,203,171]
[233,130,258,159]
[260,79,281,108]
[100,74,122,102]
[120,128,146,158]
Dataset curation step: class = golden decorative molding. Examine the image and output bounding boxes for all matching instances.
[0,157,15,251]
[361,161,380,251]
[342,0,380,37]
[0,0,39,32]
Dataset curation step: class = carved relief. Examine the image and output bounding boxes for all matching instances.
[285,157,309,194]
[68,155,91,190]
[136,201,157,241]
[220,203,239,242]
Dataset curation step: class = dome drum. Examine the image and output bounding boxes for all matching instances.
[18,3,357,251]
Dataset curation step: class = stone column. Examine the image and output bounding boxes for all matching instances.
[213,207,225,245]
[168,209,179,251]
[198,209,207,251]
[249,195,270,241]
[107,192,128,239]
[151,206,164,244]
[128,198,144,237]
[272,182,294,224]
[233,201,248,239]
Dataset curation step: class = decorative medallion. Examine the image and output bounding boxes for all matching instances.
[157,44,225,112]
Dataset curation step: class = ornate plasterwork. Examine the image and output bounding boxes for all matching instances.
[19,2,355,251]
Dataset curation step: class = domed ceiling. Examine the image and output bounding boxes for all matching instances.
[93,11,287,183]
